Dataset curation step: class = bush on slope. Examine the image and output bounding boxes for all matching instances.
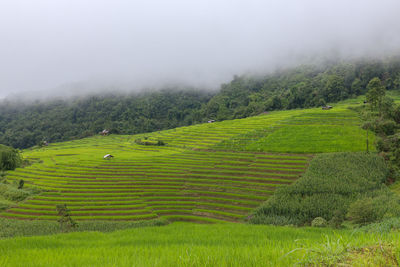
[249,152,400,226]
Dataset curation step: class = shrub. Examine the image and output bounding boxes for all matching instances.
[18,179,24,189]
[346,198,379,225]
[0,171,6,183]
[311,217,327,227]
[372,119,397,135]
[347,192,400,225]
[135,138,166,146]
[0,184,31,202]
[0,199,10,211]
[329,210,345,228]
[359,217,400,233]
[0,144,22,171]
[56,204,78,232]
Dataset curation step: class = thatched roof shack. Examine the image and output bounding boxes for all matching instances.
[100,129,109,136]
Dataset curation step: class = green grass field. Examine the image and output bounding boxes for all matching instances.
[0,222,398,267]
[0,104,374,222]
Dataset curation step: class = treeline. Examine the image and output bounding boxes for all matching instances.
[0,89,213,149]
[1,57,400,149]
[204,57,400,120]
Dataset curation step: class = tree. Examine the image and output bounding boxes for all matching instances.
[351,78,363,95]
[393,74,400,90]
[323,75,345,102]
[56,204,78,232]
[366,77,385,112]
[0,145,21,171]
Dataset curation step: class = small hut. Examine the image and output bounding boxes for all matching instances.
[322,105,333,110]
[103,154,114,159]
[207,120,215,123]
[100,129,110,136]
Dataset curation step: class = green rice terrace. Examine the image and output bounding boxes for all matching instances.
[0,104,375,222]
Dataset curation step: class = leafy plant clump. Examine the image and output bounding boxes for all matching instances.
[347,192,400,225]
[0,144,22,171]
[311,217,327,227]
[0,184,31,202]
[250,152,397,226]
[135,137,166,146]
[359,217,400,233]
[56,204,78,232]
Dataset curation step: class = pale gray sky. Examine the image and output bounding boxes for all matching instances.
[1,0,400,98]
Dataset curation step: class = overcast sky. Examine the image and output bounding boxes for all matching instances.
[1,0,400,98]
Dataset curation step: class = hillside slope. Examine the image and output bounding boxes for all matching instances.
[0,102,373,222]
[1,57,399,150]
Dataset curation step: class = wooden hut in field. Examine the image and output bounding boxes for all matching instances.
[100,129,110,136]
[103,154,114,159]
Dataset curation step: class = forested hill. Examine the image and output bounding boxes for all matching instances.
[1,57,400,149]
[205,57,400,120]
[0,90,213,149]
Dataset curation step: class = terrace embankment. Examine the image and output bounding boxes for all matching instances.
[1,104,372,222]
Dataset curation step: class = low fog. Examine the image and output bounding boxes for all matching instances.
[1,0,400,99]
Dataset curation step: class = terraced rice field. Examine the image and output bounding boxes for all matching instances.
[1,105,373,222]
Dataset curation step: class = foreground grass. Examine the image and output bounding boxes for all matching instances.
[0,218,168,238]
[0,222,399,267]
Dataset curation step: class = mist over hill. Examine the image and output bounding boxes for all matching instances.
[1,57,400,149]
[1,0,400,99]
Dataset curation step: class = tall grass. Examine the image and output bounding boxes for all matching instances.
[0,218,168,238]
[0,222,398,266]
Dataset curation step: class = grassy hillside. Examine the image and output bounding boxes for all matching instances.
[0,222,399,267]
[0,103,374,222]
[2,57,399,150]
[250,152,393,225]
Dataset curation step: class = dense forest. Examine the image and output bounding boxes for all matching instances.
[0,90,213,149]
[1,57,400,149]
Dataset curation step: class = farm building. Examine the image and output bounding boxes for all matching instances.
[100,129,109,136]
[103,154,114,159]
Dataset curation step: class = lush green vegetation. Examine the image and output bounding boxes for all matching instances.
[0,89,213,149]
[0,222,399,266]
[203,57,400,120]
[0,144,21,171]
[250,152,400,226]
[215,106,374,153]
[2,69,400,265]
[0,217,167,238]
[1,57,399,149]
[0,102,372,222]
[353,77,400,196]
